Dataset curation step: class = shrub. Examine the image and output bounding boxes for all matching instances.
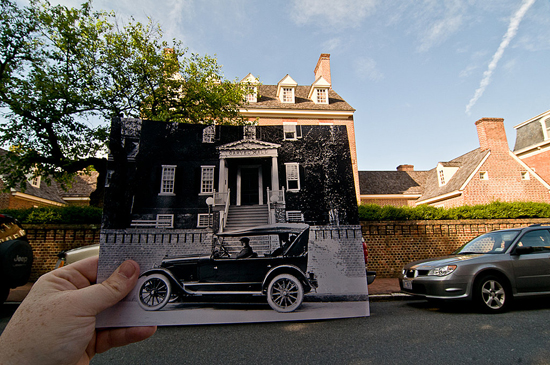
[359,201,550,221]
[1,206,102,224]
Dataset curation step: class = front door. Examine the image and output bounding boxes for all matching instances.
[241,167,260,205]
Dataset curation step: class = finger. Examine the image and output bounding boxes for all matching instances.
[78,260,140,315]
[95,326,157,354]
[48,256,100,290]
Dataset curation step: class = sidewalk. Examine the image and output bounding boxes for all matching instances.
[6,278,407,303]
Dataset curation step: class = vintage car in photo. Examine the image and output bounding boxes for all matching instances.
[137,223,318,313]
[399,224,550,313]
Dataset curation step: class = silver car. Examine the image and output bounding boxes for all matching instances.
[399,224,550,313]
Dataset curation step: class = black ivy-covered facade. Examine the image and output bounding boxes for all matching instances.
[102,118,358,231]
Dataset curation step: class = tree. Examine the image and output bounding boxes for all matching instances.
[0,0,250,192]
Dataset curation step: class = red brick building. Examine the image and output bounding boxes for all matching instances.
[360,117,550,207]
[239,54,359,201]
[513,109,550,185]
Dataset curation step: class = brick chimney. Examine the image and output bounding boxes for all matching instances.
[314,54,331,88]
[475,118,509,152]
[397,165,414,171]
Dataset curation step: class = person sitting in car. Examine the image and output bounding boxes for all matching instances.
[236,237,255,258]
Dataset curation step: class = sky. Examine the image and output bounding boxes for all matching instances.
[16,0,550,171]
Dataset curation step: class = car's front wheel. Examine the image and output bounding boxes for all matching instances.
[267,273,304,313]
[474,274,511,313]
[138,274,172,311]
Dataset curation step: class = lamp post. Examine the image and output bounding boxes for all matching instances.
[206,197,214,228]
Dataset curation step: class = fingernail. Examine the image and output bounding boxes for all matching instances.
[118,261,137,279]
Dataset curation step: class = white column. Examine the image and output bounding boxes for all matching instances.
[271,156,279,191]
[218,158,226,193]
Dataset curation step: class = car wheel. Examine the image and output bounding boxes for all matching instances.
[138,274,172,311]
[267,273,304,313]
[474,275,511,313]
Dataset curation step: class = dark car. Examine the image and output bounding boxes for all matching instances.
[399,224,550,313]
[0,214,33,304]
[137,223,318,313]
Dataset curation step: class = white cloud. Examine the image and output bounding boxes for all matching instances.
[354,57,383,81]
[322,37,342,52]
[290,0,377,28]
[465,0,536,114]
[413,0,467,52]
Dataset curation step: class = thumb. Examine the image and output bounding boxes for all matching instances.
[80,260,140,315]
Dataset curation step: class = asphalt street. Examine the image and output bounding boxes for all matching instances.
[3,297,550,364]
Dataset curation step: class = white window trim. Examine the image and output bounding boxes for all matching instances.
[159,165,176,196]
[200,166,215,195]
[479,171,488,180]
[30,176,41,188]
[286,211,304,222]
[281,87,295,103]
[521,171,530,180]
[246,86,257,103]
[197,213,211,227]
[156,214,174,228]
[202,125,216,143]
[283,123,302,140]
[315,88,328,104]
[285,162,300,192]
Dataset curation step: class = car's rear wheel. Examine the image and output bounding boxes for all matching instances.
[267,273,304,313]
[138,274,171,311]
[474,274,511,313]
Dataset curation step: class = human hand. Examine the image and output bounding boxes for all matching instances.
[0,256,157,365]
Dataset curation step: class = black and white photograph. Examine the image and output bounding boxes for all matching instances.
[96,118,368,327]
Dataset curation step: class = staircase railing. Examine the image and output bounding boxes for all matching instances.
[266,187,285,224]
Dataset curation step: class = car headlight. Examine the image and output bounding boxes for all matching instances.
[427,265,457,276]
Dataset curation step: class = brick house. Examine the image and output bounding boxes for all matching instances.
[102,119,358,231]
[359,165,428,206]
[240,54,359,202]
[0,148,98,209]
[359,118,550,207]
[513,109,550,184]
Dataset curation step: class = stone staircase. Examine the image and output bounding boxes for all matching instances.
[224,204,269,231]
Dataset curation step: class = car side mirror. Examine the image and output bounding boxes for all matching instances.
[514,246,534,255]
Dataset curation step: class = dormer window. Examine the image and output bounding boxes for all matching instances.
[277,75,297,104]
[544,117,550,140]
[30,176,41,188]
[308,76,331,104]
[240,73,259,103]
[316,88,327,104]
[437,162,459,187]
[282,88,294,103]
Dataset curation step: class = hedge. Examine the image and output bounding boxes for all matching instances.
[1,206,102,224]
[358,201,550,221]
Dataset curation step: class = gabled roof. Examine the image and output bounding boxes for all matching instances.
[417,148,490,202]
[245,85,354,112]
[359,170,428,195]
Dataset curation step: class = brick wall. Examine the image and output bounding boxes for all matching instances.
[520,150,550,186]
[362,218,550,278]
[23,224,101,281]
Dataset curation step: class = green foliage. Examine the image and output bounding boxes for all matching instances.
[358,202,550,221]
[2,206,102,224]
[0,0,250,191]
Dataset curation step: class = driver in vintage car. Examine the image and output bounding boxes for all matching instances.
[236,237,255,258]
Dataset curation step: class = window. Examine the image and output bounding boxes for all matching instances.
[282,87,294,103]
[285,163,300,191]
[30,176,41,188]
[521,171,530,180]
[283,123,302,140]
[202,126,215,143]
[438,170,445,186]
[245,86,257,103]
[479,171,488,180]
[286,211,304,222]
[201,166,215,194]
[316,88,327,104]
[159,165,176,195]
[105,170,114,187]
[156,214,174,228]
[244,125,256,140]
[197,214,211,228]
